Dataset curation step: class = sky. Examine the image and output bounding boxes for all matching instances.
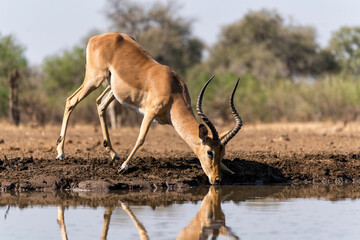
[1,0,360,65]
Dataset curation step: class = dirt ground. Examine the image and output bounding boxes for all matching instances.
[1,121,360,191]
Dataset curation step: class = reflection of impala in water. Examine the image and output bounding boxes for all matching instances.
[57,205,115,240]
[175,187,238,239]
[56,187,238,239]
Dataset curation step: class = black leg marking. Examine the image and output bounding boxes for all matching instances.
[103,140,108,148]
[56,136,62,145]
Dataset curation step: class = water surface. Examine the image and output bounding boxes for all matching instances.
[1,185,360,239]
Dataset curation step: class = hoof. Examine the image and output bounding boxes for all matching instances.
[56,153,65,160]
[120,201,129,209]
[119,165,129,174]
[112,153,120,161]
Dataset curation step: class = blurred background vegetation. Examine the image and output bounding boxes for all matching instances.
[1,0,360,126]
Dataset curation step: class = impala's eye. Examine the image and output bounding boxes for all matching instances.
[207,150,214,159]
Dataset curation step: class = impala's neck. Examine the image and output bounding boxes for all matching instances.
[170,97,201,152]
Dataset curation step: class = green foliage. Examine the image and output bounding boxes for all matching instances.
[0,33,27,116]
[328,26,360,76]
[311,49,340,75]
[0,79,8,116]
[42,46,85,98]
[186,70,360,123]
[41,45,105,123]
[205,9,337,81]
[0,34,27,78]
[2,6,360,125]
[105,0,204,75]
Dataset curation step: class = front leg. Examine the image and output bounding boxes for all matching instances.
[100,207,115,240]
[57,206,68,240]
[120,201,149,240]
[119,110,156,173]
[96,86,119,160]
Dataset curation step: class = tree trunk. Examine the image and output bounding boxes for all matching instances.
[9,69,20,125]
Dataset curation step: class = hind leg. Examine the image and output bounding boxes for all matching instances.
[56,73,108,160]
[107,100,117,129]
[96,86,119,160]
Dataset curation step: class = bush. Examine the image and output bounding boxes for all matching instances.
[186,70,360,123]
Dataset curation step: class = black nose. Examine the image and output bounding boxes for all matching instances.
[214,177,221,185]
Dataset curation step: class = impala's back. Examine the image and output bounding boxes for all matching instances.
[87,32,183,124]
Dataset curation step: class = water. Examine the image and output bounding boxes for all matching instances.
[1,185,360,240]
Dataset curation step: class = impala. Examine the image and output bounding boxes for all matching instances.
[119,187,238,239]
[176,186,238,239]
[57,187,238,240]
[56,32,242,184]
[57,205,115,240]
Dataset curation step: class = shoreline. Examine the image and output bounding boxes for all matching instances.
[1,122,360,191]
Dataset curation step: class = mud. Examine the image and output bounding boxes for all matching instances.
[2,185,360,208]
[1,122,360,191]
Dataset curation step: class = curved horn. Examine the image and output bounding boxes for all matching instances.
[221,78,242,145]
[196,76,219,141]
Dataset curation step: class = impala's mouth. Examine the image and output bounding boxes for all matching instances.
[211,176,221,185]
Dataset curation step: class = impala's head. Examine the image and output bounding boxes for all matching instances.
[196,76,242,185]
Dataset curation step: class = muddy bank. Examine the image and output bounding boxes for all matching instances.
[0,156,289,191]
[1,185,360,208]
[1,122,360,191]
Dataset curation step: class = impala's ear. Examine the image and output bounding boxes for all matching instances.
[199,124,208,142]
[219,130,231,141]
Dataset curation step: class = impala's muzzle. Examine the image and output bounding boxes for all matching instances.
[214,176,221,185]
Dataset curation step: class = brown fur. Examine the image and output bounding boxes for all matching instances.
[56,32,234,184]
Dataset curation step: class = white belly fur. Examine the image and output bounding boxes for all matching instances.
[109,71,145,115]
[113,92,145,115]
[112,90,167,124]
